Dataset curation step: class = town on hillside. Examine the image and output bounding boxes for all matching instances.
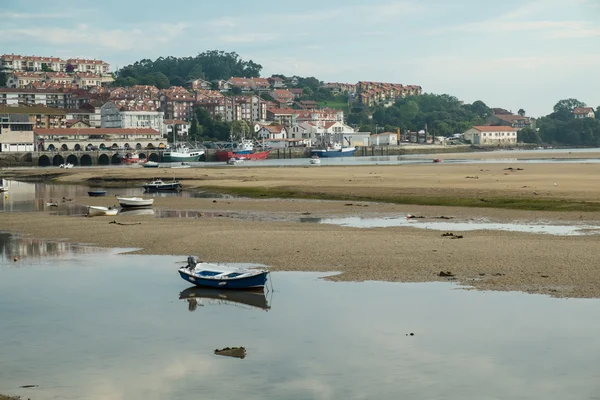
[0,53,598,154]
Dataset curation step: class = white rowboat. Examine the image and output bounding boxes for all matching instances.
[117,196,154,208]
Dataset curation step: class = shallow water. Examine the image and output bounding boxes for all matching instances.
[0,180,235,212]
[1,235,600,399]
[301,216,600,236]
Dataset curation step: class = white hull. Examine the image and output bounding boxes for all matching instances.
[117,196,154,208]
[0,187,8,192]
[88,206,119,217]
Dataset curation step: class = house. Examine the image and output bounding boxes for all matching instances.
[356,81,422,107]
[488,113,534,129]
[290,121,354,145]
[164,119,190,138]
[189,78,212,91]
[268,76,286,88]
[34,128,164,151]
[370,132,398,146]
[266,108,299,128]
[462,126,518,146]
[0,113,35,152]
[66,58,110,75]
[66,119,91,129]
[270,89,295,106]
[257,125,288,140]
[573,107,595,119]
[159,88,195,120]
[251,78,271,92]
[0,105,67,129]
[101,102,166,136]
[217,80,232,92]
[227,77,253,92]
[289,88,303,99]
[294,100,319,110]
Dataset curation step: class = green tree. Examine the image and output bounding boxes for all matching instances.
[149,72,170,89]
[596,106,600,119]
[518,127,540,143]
[518,109,526,116]
[231,86,242,95]
[187,64,204,80]
[230,120,250,139]
[553,98,586,114]
[0,72,6,87]
[189,118,200,141]
[41,63,52,72]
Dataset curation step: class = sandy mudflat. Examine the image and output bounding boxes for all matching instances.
[3,152,600,298]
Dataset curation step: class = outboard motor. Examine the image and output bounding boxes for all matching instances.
[187,256,197,270]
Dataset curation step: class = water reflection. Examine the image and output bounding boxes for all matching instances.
[0,232,103,264]
[0,180,237,213]
[153,210,229,219]
[300,216,600,236]
[179,286,271,312]
[1,249,600,399]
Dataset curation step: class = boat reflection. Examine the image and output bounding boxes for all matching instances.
[179,286,271,312]
[0,232,102,262]
[118,208,155,216]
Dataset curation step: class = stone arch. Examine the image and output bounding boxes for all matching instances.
[38,155,51,166]
[148,152,159,162]
[135,143,142,150]
[47,144,55,151]
[66,154,79,165]
[52,154,65,166]
[99,143,107,150]
[111,143,119,149]
[146,143,155,149]
[86,143,94,150]
[61,144,68,151]
[124,143,130,149]
[138,152,147,160]
[98,154,110,165]
[80,154,93,166]
[111,154,121,164]
[158,142,165,149]
[74,143,82,151]
[21,153,32,162]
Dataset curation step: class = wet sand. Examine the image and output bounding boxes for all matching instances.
[3,152,600,298]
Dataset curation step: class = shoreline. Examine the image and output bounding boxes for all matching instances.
[4,152,600,298]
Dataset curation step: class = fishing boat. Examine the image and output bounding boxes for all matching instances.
[116,196,154,208]
[162,143,204,162]
[227,157,242,165]
[87,205,119,217]
[143,161,160,168]
[215,138,270,162]
[310,155,321,165]
[179,286,271,312]
[310,142,356,158]
[120,152,141,164]
[178,256,270,290]
[88,190,107,197]
[142,178,181,192]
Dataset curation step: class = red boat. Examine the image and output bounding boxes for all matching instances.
[215,149,270,162]
[120,152,141,164]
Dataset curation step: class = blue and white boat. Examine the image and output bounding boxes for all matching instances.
[311,142,356,158]
[178,256,269,290]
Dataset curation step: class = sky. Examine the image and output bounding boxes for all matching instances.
[1,0,599,117]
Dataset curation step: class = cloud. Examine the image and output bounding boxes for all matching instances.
[0,23,188,52]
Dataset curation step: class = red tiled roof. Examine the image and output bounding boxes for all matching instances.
[34,128,160,135]
[472,126,518,132]
[573,107,594,114]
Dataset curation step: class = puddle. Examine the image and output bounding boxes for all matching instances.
[300,216,600,236]
[0,232,105,263]
[0,180,236,213]
[1,234,600,399]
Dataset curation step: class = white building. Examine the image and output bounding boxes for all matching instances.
[101,102,166,136]
[34,128,164,151]
[463,126,518,145]
[289,121,355,146]
[370,132,398,146]
[0,126,35,152]
[164,119,190,138]
[573,107,595,119]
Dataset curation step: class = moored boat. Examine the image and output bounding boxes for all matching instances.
[88,190,107,197]
[59,163,74,169]
[178,256,269,290]
[310,155,321,164]
[143,161,160,168]
[120,152,141,164]
[117,196,154,208]
[216,138,270,162]
[87,205,119,217]
[142,179,181,191]
[311,142,356,158]
[163,144,204,162]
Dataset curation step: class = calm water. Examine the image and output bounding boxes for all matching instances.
[1,235,600,399]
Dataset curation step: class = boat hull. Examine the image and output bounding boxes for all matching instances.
[143,183,181,191]
[215,150,270,162]
[88,206,118,217]
[163,151,204,163]
[178,268,269,289]
[88,191,106,197]
[117,197,154,208]
[311,148,356,158]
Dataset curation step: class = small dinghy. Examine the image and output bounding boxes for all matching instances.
[59,163,74,169]
[178,256,269,290]
[88,190,107,197]
[142,161,160,168]
[310,155,320,165]
[117,196,154,208]
[87,205,119,217]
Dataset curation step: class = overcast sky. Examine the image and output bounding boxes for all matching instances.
[1,0,599,117]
